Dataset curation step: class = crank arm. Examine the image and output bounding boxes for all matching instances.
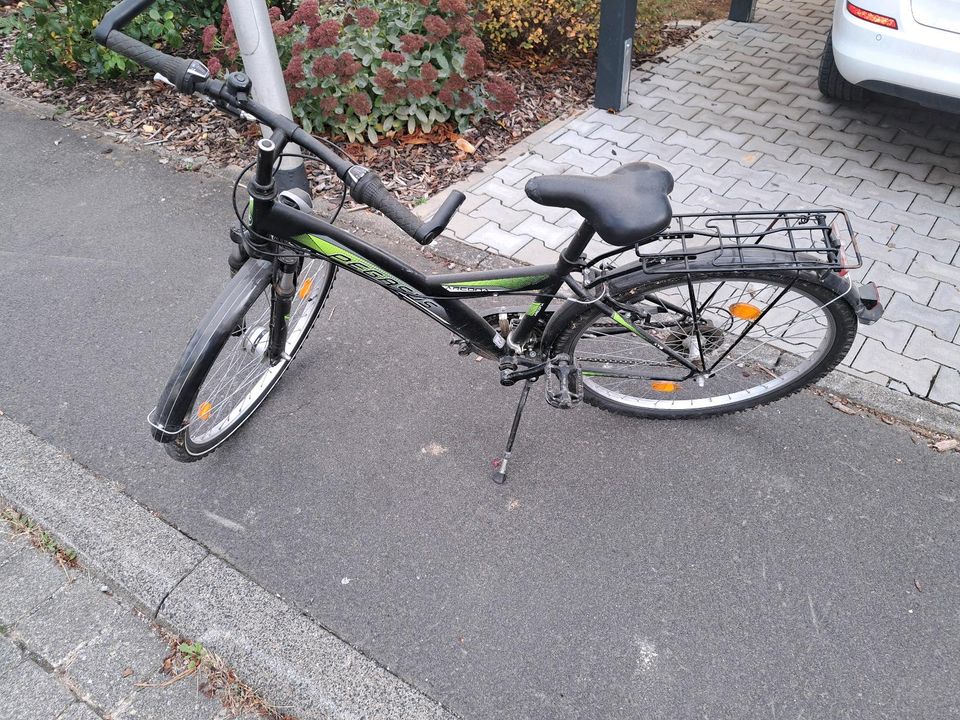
[500,361,547,386]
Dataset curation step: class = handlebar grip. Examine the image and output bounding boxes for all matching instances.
[103,32,197,93]
[93,0,155,42]
[350,171,424,241]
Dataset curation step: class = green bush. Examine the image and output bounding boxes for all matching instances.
[478,0,667,61]
[479,0,599,59]
[1,0,221,82]
[206,0,517,143]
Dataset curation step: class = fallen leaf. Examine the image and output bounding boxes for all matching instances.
[142,124,156,134]
[122,668,134,678]
[454,137,476,154]
[914,579,922,592]
[933,438,959,452]
[400,134,432,145]
[830,401,858,415]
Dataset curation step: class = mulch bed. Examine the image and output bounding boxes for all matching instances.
[0,24,698,204]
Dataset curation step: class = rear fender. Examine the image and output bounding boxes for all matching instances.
[541,249,878,351]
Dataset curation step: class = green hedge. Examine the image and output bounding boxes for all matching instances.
[1,0,222,82]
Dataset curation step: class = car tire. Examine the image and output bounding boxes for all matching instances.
[818,31,865,102]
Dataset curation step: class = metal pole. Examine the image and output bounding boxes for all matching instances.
[594,0,637,111]
[226,0,311,202]
[728,0,757,22]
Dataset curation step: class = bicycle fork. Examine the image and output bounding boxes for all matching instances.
[267,253,298,364]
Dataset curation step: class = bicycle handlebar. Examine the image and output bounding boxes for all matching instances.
[349,170,425,238]
[94,0,464,245]
[94,0,153,37]
[103,32,202,94]
[94,0,202,93]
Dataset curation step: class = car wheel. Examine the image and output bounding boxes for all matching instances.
[818,31,865,102]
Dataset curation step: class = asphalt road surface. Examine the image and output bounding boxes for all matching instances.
[2,99,958,720]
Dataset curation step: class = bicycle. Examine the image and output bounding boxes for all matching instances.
[96,0,885,483]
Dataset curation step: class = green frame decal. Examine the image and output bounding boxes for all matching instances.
[611,311,643,335]
[294,233,445,317]
[441,274,550,293]
[295,233,411,291]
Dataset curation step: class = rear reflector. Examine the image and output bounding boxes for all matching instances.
[846,1,898,29]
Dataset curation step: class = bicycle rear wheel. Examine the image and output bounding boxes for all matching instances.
[553,271,858,419]
[159,256,335,461]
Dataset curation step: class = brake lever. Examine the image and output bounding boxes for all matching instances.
[210,97,241,118]
[198,93,256,124]
[218,102,259,124]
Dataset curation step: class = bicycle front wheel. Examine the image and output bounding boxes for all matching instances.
[162,256,335,461]
[553,271,858,419]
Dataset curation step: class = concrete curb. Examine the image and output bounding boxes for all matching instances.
[160,556,453,720]
[0,416,206,613]
[818,370,960,438]
[0,415,459,720]
[414,108,587,220]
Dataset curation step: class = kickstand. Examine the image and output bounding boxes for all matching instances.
[492,379,534,484]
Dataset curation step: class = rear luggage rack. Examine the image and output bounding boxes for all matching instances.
[584,209,863,282]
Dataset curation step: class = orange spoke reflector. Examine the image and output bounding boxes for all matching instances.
[730,303,762,321]
[651,381,679,393]
[298,277,314,300]
[197,402,213,421]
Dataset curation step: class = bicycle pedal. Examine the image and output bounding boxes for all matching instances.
[545,354,583,409]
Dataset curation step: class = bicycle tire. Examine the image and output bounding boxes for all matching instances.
[552,270,858,419]
[157,257,335,462]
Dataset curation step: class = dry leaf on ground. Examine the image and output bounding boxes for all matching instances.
[830,401,859,416]
[932,438,959,452]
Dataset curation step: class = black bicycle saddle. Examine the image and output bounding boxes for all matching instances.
[524,161,674,246]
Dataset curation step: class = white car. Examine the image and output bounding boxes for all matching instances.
[819,0,960,110]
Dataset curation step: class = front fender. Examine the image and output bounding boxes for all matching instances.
[149,259,273,442]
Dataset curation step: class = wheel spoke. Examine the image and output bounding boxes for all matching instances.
[184,258,332,448]
[571,274,849,413]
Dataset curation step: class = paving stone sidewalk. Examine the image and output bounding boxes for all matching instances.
[439,0,960,410]
[0,531,228,720]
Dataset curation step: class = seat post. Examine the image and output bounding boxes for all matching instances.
[506,221,596,354]
[558,221,595,271]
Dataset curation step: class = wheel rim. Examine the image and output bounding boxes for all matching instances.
[574,277,839,411]
[185,258,331,448]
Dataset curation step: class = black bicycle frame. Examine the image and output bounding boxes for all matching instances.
[255,200,598,360]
